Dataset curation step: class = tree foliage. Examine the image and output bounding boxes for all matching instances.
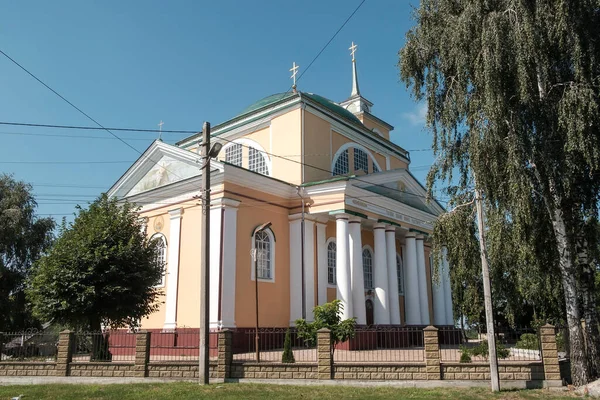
[295,300,356,355]
[27,194,163,332]
[400,0,600,384]
[0,174,54,331]
[281,328,295,363]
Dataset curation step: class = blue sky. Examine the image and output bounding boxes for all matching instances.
[0,0,436,220]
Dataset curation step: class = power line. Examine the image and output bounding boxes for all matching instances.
[0,121,195,134]
[0,160,133,164]
[0,131,163,141]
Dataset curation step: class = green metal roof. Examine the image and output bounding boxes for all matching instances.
[238,91,363,126]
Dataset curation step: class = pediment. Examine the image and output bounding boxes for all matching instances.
[108,140,222,199]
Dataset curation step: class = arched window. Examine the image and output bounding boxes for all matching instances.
[332,149,349,176]
[354,148,368,173]
[249,147,269,175]
[372,161,380,173]
[225,143,242,166]
[363,248,373,289]
[327,241,336,285]
[152,234,167,287]
[396,253,404,295]
[253,228,274,280]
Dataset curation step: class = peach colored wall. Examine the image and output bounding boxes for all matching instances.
[234,202,291,328]
[389,156,409,170]
[271,109,302,184]
[358,114,391,140]
[327,287,336,303]
[175,206,203,328]
[304,110,333,183]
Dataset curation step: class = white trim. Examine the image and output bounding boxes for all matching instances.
[325,237,337,288]
[372,128,382,136]
[221,137,272,176]
[150,233,167,287]
[220,204,238,328]
[250,227,276,282]
[332,142,383,175]
[316,222,329,306]
[163,207,183,331]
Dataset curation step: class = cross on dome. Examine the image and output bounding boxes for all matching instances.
[350,42,358,61]
[290,62,299,88]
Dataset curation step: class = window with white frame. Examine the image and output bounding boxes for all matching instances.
[225,143,243,167]
[327,241,336,285]
[254,229,273,279]
[333,149,349,175]
[396,253,404,295]
[152,234,167,286]
[363,248,373,289]
[354,148,369,173]
[249,147,269,175]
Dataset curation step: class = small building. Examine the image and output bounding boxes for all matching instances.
[107,46,453,332]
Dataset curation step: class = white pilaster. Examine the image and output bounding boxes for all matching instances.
[349,218,366,325]
[442,247,454,326]
[335,214,353,320]
[316,222,328,305]
[289,217,303,324]
[209,206,222,329]
[373,223,390,325]
[416,236,430,325]
[385,227,401,325]
[432,252,446,326]
[220,199,239,328]
[163,208,183,331]
[404,234,422,325]
[303,220,316,321]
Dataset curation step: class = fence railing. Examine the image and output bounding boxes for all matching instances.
[333,326,424,363]
[0,329,59,362]
[71,331,136,362]
[438,326,542,363]
[149,330,218,362]
[232,328,316,363]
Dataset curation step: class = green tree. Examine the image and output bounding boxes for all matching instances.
[27,194,163,333]
[400,0,600,384]
[281,328,295,363]
[0,174,54,332]
[295,300,356,356]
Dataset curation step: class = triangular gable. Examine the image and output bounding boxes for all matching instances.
[107,140,223,199]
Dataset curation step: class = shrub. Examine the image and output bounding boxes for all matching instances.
[461,340,510,361]
[516,333,539,350]
[459,345,472,363]
[281,328,295,363]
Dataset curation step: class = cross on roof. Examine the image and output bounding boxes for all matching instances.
[158,120,164,140]
[350,42,358,61]
[290,62,299,87]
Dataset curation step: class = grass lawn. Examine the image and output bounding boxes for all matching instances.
[0,382,578,400]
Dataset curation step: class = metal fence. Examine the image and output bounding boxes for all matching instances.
[149,330,218,362]
[438,326,542,362]
[333,326,424,363]
[0,329,59,362]
[71,331,136,362]
[232,328,316,363]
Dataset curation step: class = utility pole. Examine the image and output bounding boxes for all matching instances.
[474,186,500,392]
[199,121,211,385]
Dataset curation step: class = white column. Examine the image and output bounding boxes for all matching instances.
[416,236,430,325]
[163,208,183,331]
[335,214,353,320]
[442,247,454,326]
[404,234,422,325]
[316,222,328,306]
[385,227,401,325]
[432,253,446,326]
[373,223,390,325]
[220,199,239,328]
[349,217,366,325]
[303,220,316,321]
[208,205,223,329]
[289,217,303,324]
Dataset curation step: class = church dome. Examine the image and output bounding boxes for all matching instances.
[239,92,363,126]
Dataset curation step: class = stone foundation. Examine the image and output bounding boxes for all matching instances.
[441,362,544,381]
[0,362,57,376]
[333,364,427,380]
[230,362,318,379]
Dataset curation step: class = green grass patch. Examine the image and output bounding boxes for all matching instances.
[0,382,577,400]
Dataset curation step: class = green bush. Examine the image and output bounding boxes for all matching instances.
[459,345,472,363]
[281,328,295,363]
[516,333,539,350]
[460,340,510,362]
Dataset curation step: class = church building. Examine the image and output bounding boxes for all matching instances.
[107,44,454,331]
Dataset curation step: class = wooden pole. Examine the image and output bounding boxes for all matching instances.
[474,186,500,392]
[199,121,211,385]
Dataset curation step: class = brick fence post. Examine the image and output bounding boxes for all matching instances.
[540,324,562,385]
[317,328,332,380]
[423,326,441,380]
[134,331,151,378]
[56,330,74,377]
[217,329,233,381]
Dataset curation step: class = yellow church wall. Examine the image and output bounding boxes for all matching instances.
[331,131,352,163]
[271,109,303,184]
[373,152,386,172]
[358,114,391,141]
[175,206,203,328]
[234,202,291,328]
[389,155,409,170]
[303,110,334,183]
[243,126,271,153]
[327,287,336,303]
